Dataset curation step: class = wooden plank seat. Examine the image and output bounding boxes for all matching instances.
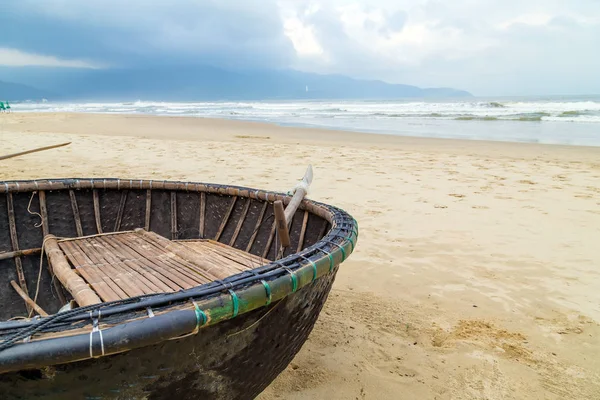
[43,229,269,306]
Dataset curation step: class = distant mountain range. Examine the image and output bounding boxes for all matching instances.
[0,66,472,101]
[0,80,54,101]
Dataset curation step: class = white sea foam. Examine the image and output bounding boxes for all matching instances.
[12,98,600,146]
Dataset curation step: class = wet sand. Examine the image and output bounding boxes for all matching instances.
[2,113,600,399]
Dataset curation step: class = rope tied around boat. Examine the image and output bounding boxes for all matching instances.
[89,310,105,358]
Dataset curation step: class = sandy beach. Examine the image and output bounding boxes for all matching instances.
[1,112,599,399]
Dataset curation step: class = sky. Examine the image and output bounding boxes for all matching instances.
[1,0,599,96]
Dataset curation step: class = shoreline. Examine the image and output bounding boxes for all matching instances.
[3,112,600,159]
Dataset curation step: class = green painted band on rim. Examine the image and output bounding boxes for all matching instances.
[286,268,298,292]
[228,290,239,318]
[261,280,272,306]
[347,235,356,252]
[192,301,207,329]
[309,259,318,281]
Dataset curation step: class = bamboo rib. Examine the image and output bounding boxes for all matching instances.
[10,280,48,317]
[39,190,67,305]
[0,248,42,261]
[69,190,84,237]
[245,201,268,253]
[114,191,128,232]
[262,220,277,260]
[145,190,152,231]
[199,192,206,238]
[92,190,103,234]
[214,197,237,242]
[38,191,49,237]
[6,193,31,314]
[171,192,178,240]
[229,198,251,247]
[297,211,309,253]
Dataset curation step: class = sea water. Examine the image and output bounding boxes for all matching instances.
[13,96,600,146]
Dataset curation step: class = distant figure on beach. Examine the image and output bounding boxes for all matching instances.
[0,101,5,113]
[5,101,10,113]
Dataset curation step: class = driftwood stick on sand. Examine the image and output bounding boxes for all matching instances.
[0,142,71,161]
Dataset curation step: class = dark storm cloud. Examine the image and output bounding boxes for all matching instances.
[0,0,296,69]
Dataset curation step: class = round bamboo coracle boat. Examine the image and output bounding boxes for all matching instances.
[0,168,358,399]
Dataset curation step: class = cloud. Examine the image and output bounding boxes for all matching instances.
[0,0,295,70]
[279,0,600,95]
[1,0,599,95]
[0,48,101,68]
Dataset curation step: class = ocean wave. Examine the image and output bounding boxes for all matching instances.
[12,99,600,125]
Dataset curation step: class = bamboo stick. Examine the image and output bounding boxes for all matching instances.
[0,247,42,261]
[229,198,251,246]
[69,190,84,237]
[6,193,31,314]
[297,211,309,253]
[0,142,71,161]
[38,191,49,237]
[114,191,128,232]
[39,190,67,305]
[44,235,102,306]
[145,189,152,231]
[10,280,48,317]
[171,192,177,240]
[92,190,103,233]
[199,192,206,238]
[273,200,291,248]
[214,197,237,241]
[245,201,268,253]
[262,221,277,260]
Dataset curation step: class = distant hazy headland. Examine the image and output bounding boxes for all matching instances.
[0,66,472,101]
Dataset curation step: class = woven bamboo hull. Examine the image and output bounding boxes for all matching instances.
[0,179,358,400]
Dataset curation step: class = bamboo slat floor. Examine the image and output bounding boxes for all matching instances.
[45,230,269,305]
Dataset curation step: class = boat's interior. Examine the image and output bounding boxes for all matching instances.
[0,184,330,321]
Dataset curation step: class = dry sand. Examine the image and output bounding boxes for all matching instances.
[1,112,600,399]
